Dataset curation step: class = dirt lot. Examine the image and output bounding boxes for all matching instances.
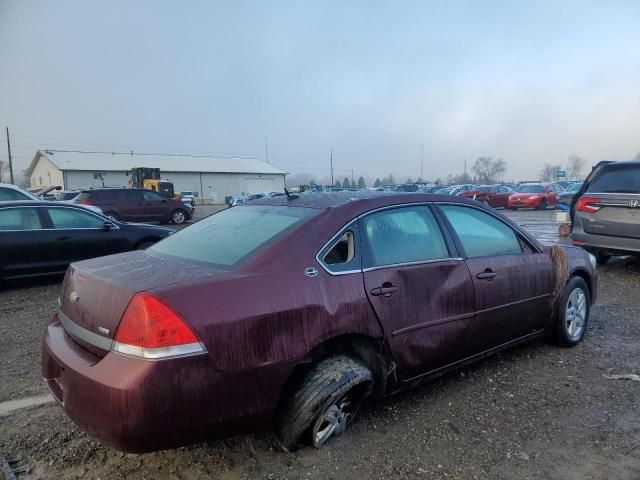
[1,209,640,479]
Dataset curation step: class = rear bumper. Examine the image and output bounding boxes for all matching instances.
[42,314,294,452]
[571,217,640,254]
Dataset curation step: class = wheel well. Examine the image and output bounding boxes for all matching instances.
[571,268,593,300]
[275,334,389,417]
[134,237,160,249]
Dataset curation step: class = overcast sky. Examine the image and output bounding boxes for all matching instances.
[1,0,639,184]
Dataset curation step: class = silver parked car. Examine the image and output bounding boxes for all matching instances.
[571,160,640,264]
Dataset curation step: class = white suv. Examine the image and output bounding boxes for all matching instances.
[0,183,103,214]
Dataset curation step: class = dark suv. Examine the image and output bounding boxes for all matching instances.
[74,188,193,224]
[571,160,640,263]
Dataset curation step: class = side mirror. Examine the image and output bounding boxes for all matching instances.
[103,221,114,230]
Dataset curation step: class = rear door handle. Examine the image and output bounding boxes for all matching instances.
[371,284,399,298]
[476,269,497,280]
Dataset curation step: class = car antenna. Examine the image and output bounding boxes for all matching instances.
[284,187,299,200]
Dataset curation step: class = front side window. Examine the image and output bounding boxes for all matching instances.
[362,206,449,268]
[440,205,522,257]
[150,205,318,268]
[143,190,165,202]
[48,208,104,229]
[0,208,42,230]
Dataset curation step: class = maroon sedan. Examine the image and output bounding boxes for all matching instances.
[42,192,597,453]
[459,185,513,208]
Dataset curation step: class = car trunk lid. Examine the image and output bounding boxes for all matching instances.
[580,193,640,238]
[58,250,227,355]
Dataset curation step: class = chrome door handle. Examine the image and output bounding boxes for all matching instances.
[476,270,497,280]
[371,284,399,297]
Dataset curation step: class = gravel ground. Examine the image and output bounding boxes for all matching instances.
[1,208,639,480]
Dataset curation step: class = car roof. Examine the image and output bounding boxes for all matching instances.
[0,200,90,208]
[251,190,485,212]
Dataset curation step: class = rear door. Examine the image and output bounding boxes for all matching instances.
[0,206,54,278]
[360,205,477,380]
[437,204,553,350]
[580,163,640,238]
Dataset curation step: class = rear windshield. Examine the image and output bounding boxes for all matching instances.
[516,185,544,193]
[150,205,318,267]
[587,165,640,194]
[477,186,493,193]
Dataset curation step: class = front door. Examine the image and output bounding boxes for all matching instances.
[437,204,553,353]
[360,205,476,380]
[141,190,171,221]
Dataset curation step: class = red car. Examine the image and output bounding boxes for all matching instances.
[459,185,514,208]
[508,183,562,210]
[42,192,597,453]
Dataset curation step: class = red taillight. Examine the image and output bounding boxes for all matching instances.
[113,293,204,359]
[78,200,94,205]
[576,197,601,213]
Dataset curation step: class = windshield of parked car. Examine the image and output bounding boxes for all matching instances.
[516,185,545,193]
[149,205,318,268]
[476,186,494,193]
[586,164,640,194]
[566,183,582,193]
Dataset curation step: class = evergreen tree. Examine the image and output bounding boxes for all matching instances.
[373,178,381,188]
[342,177,350,188]
[334,180,342,188]
[357,176,366,189]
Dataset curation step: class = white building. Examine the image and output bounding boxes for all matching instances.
[26,150,287,203]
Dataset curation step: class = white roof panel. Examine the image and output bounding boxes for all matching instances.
[34,150,286,175]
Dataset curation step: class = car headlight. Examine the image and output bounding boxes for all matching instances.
[588,253,597,269]
[528,195,539,200]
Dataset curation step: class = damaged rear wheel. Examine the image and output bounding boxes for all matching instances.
[274,355,373,451]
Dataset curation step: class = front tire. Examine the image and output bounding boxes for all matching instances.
[104,211,119,221]
[273,355,373,451]
[170,209,187,225]
[537,199,548,210]
[547,276,590,347]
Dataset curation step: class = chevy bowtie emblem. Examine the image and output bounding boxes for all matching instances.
[69,291,80,303]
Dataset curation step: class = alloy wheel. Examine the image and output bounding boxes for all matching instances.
[565,287,587,341]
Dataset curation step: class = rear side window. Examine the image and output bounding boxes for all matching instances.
[587,165,640,194]
[440,205,522,257]
[149,205,318,267]
[48,208,104,229]
[0,208,42,230]
[362,206,449,268]
[0,188,31,201]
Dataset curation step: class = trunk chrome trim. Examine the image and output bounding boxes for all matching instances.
[112,341,206,360]
[58,307,114,351]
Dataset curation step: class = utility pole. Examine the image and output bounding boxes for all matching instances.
[330,149,334,187]
[464,159,467,179]
[264,137,269,164]
[5,127,14,184]
[351,169,354,185]
[420,144,424,180]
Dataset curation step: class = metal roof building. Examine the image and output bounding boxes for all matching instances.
[26,150,287,203]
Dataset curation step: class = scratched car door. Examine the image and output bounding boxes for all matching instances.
[360,205,476,381]
[437,204,553,351]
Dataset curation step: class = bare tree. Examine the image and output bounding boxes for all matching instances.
[0,161,6,183]
[471,157,507,184]
[566,154,585,180]
[539,163,562,182]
